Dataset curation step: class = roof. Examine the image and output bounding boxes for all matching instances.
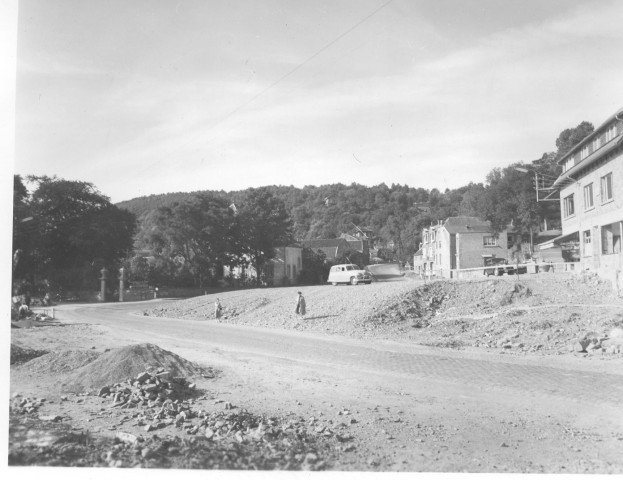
[557,106,623,166]
[554,135,623,187]
[442,216,492,234]
[540,230,580,247]
[299,238,349,248]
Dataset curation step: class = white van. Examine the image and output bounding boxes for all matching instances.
[327,264,372,286]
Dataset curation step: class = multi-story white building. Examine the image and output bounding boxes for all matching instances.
[552,106,623,290]
[418,216,512,278]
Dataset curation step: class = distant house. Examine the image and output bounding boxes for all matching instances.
[267,246,303,286]
[224,246,302,286]
[420,216,512,278]
[550,106,623,290]
[413,247,424,275]
[339,232,371,260]
[299,238,353,262]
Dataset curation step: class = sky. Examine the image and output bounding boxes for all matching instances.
[10,0,623,203]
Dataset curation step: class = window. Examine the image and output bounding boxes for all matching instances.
[606,125,617,142]
[580,145,589,160]
[563,157,574,173]
[507,234,513,247]
[583,183,594,210]
[424,232,428,243]
[593,136,601,151]
[601,173,613,202]
[483,236,497,247]
[431,231,436,241]
[601,224,619,255]
[563,194,575,218]
[583,230,591,257]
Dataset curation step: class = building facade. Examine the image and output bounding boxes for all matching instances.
[224,246,303,286]
[552,106,623,289]
[418,216,512,278]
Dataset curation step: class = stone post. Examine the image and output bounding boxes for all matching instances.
[119,267,125,302]
[100,267,109,302]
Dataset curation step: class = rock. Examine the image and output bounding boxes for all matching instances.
[98,386,111,397]
[141,447,156,459]
[136,372,151,383]
[115,432,138,444]
[609,327,623,338]
[38,414,62,422]
[204,428,215,439]
[586,342,601,352]
[571,339,590,352]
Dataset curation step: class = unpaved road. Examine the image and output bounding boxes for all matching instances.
[11,296,623,472]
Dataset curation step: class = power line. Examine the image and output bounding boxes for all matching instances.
[121,0,395,184]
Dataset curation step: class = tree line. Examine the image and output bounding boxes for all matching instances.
[13,120,594,294]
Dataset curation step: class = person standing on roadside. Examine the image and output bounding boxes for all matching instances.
[295,291,306,318]
[215,298,222,319]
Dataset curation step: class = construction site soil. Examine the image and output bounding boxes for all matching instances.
[9,271,623,471]
[147,272,623,357]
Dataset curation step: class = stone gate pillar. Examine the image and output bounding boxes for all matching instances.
[119,267,125,302]
[100,267,109,302]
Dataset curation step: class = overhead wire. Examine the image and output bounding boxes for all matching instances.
[119,0,395,184]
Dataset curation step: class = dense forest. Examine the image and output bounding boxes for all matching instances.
[12,120,594,295]
[118,121,594,266]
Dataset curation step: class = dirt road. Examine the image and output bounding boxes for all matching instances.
[11,289,623,472]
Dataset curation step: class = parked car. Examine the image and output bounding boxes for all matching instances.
[327,264,372,285]
[483,257,514,276]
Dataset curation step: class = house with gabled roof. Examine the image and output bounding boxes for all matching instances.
[420,216,513,278]
[339,232,370,260]
[298,238,353,262]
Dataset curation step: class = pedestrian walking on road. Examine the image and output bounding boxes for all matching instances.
[295,291,306,318]
[215,298,222,319]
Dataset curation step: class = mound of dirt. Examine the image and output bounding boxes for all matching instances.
[140,273,623,356]
[16,349,101,374]
[10,345,49,365]
[61,343,204,393]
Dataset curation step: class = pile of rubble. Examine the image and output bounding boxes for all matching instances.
[567,328,623,355]
[97,368,197,412]
[10,369,350,470]
[10,395,47,415]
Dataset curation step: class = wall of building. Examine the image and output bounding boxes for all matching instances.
[270,246,302,286]
[559,149,623,280]
[456,231,509,271]
[560,149,623,237]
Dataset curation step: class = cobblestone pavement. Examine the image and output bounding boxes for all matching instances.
[60,302,623,408]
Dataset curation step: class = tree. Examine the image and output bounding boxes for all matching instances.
[12,175,33,277]
[555,121,594,161]
[142,193,237,288]
[15,176,136,290]
[236,188,294,285]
